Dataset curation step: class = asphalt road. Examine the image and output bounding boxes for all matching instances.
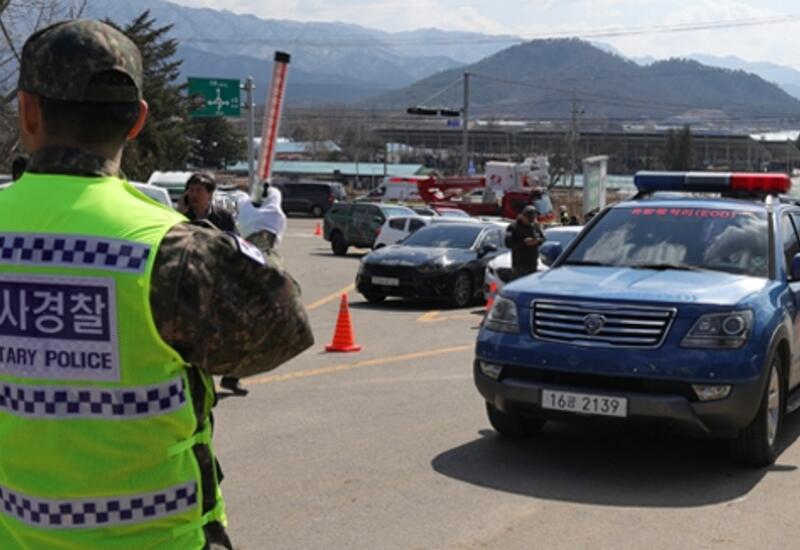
[215,217,800,550]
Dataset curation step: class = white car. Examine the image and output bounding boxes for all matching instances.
[373,215,482,249]
[146,170,195,204]
[130,182,172,207]
[484,225,584,297]
[373,216,432,249]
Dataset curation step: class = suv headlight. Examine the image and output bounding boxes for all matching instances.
[681,310,753,349]
[485,295,520,333]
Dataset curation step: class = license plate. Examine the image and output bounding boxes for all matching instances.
[372,276,400,287]
[541,389,628,418]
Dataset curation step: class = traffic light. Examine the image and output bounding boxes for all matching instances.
[406,107,440,116]
[438,108,461,117]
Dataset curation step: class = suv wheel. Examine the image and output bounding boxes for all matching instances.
[449,271,473,308]
[311,205,324,218]
[731,354,784,466]
[486,402,545,437]
[331,232,348,256]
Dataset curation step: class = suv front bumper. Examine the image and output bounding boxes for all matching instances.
[474,360,768,437]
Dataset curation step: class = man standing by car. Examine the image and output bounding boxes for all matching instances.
[2,19,313,548]
[179,171,237,233]
[180,172,248,396]
[505,205,545,280]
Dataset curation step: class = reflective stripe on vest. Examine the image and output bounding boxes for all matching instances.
[0,233,151,273]
[0,173,223,548]
[0,481,197,529]
[0,377,186,419]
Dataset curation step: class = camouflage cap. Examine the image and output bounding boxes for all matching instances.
[19,19,143,103]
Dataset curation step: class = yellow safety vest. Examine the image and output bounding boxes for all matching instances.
[0,172,225,548]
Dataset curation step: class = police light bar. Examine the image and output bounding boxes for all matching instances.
[634,172,791,194]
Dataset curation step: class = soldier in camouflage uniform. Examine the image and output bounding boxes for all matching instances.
[11,19,314,548]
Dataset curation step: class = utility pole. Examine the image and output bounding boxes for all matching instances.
[243,76,256,191]
[568,90,582,197]
[355,120,361,189]
[462,72,470,176]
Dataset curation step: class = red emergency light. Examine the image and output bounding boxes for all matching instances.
[728,173,791,194]
[634,171,791,194]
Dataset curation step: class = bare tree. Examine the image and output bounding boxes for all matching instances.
[0,0,87,164]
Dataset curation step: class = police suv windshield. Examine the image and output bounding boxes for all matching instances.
[403,224,483,249]
[563,206,769,278]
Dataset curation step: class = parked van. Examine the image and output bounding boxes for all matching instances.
[273,181,347,217]
[358,176,425,202]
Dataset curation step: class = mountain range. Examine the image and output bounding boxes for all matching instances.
[367,39,800,121]
[85,0,518,103]
[687,54,800,102]
[24,0,800,121]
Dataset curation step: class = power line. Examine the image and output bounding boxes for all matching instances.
[177,14,800,47]
[415,76,464,107]
[469,72,800,115]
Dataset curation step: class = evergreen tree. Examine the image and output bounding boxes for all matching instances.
[109,11,192,181]
[663,125,693,170]
[189,117,246,169]
[663,129,677,170]
[677,124,693,170]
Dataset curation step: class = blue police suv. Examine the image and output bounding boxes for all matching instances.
[475,172,800,465]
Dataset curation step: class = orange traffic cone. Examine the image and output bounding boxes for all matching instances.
[325,294,362,352]
[485,281,498,313]
[314,223,322,236]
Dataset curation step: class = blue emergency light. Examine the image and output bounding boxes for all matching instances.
[634,171,791,194]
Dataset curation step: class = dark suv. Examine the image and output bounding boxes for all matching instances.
[324,202,416,256]
[275,181,346,217]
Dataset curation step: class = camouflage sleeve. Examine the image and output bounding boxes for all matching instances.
[150,222,314,377]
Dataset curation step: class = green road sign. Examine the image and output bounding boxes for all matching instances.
[188,77,241,118]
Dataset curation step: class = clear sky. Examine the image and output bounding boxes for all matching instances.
[170,0,800,69]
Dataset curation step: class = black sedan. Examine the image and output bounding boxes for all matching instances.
[356,222,507,307]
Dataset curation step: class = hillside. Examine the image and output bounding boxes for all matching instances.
[368,39,800,121]
[689,54,800,101]
[83,0,518,97]
[179,46,392,106]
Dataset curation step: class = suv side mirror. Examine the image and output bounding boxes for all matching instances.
[540,242,563,267]
[791,253,800,281]
[373,216,384,225]
[478,243,498,258]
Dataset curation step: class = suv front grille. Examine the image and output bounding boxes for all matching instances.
[532,300,675,349]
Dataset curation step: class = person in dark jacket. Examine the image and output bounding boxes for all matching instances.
[179,171,237,232]
[179,172,248,396]
[505,205,545,280]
